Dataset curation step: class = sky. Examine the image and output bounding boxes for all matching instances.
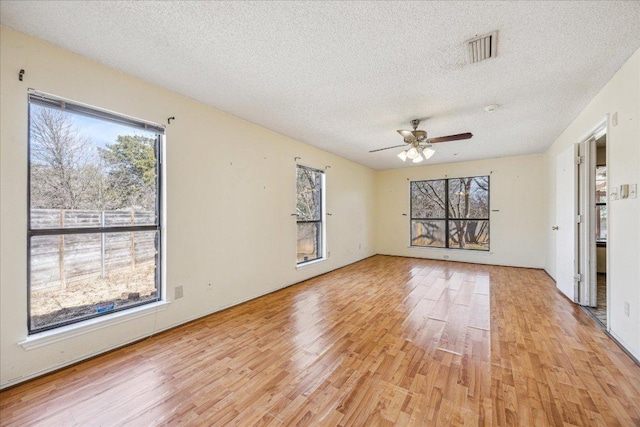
[71,112,156,148]
[31,103,156,149]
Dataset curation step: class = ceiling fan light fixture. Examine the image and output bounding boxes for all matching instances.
[422,146,435,159]
[397,150,408,161]
[406,146,419,159]
[412,155,424,163]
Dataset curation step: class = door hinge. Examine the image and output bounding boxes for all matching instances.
[575,156,584,164]
[576,215,583,224]
[574,274,582,282]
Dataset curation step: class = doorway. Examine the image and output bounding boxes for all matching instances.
[554,120,609,329]
[586,127,608,327]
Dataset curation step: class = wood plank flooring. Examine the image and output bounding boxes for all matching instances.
[1,255,639,426]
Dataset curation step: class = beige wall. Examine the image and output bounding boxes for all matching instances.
[543,48,640,359]
[0,27,377,388]
[597,246,607,273]
[375,154,546,269]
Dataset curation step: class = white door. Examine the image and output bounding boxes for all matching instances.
[578,138,597,307]
[556,144,578,301]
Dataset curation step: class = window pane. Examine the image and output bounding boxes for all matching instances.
[296,167,322,221]
[29,103,158,227]
[596,166,607,203]
[448,220,489,250]
[29,231,159,331]
[411,220,446,247]
[448,177,489,219]
[596,205,607,241]
[411,180,446,218]
[297,222,322,263]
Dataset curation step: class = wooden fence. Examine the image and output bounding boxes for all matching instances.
[31,209,157,291]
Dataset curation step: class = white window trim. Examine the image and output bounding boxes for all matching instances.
[407,245,493,255]
[19,300,169,350]
[296,257,328,270]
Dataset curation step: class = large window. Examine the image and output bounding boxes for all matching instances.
[28,93,163,333]
[411,176,489,250]
[296,165,324,264]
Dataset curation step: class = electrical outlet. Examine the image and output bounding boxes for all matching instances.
[624,301,630,317]
[443,255,449,259]
[175,286,184,299]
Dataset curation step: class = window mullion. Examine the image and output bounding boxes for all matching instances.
[445,179,450,249]
[29,225,159,237]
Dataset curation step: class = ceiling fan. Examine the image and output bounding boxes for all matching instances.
[370,119,473,163]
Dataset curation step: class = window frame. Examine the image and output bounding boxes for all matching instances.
[296,164,326,265]
[410,175,490,251]
[27,92,164,334]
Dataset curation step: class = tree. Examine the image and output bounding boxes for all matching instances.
[99,135,157,210]
[412,177,489,249]
[30,106,101,209]
[296,167,321,220]
[448,177,489,248]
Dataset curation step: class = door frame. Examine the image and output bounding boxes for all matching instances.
[576,116,609,313]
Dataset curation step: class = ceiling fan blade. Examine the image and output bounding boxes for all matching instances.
[369,144,408,153]
[426,132,473,144]
[397,130,414,139]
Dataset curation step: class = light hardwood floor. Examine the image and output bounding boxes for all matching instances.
[1,255,639,426]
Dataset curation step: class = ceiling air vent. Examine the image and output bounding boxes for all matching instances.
[466,31,497,64]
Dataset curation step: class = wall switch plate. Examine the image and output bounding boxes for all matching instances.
[610,187,619,201]
[612,112,618,127]
[630,184,637,199]
[620,184,629,199]
[175,286,184,299]
[624,301,630,316]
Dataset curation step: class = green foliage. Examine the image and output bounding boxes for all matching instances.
[30,104,158,214]
[99,135,157,210]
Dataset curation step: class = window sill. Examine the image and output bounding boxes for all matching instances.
[408,246,492,254]
[296,257,327,270]
[19,301,170,351]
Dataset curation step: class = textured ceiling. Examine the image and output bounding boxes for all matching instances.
[1,1,639,170]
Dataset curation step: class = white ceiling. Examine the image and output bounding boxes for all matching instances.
[1,1,639,170]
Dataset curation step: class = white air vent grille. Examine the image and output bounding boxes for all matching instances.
[466,31,497,64]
